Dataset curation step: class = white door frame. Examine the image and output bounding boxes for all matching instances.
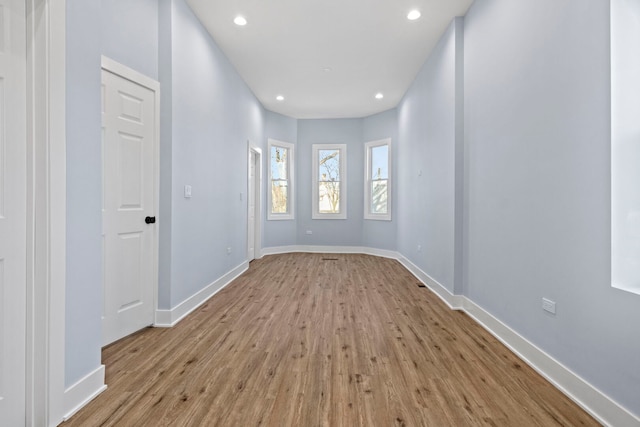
[27,0,67,425]
[101,55,160,342]
[247,143,262,260]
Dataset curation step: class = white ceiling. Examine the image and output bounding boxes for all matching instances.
[186,0,474,119]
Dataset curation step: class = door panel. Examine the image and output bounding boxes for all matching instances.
[118,132,144,208]
[102,68,156,346]
[0,0,26,424]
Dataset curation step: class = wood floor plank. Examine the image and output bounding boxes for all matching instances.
[62,253,599,426]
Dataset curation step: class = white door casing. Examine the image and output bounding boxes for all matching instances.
[248,151,256,261]
[0,0,26,425]
[247,145,261,261]
[101,58,159,346]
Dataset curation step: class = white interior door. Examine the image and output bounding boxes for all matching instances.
[0,0,26,424]
[248,151,256,261]
[102,67,157,346]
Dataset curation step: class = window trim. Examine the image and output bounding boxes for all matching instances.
[364,138,391,221]
[267,139,295,220]
[312,143,347,220]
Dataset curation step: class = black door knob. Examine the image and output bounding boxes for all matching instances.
[145,216,156,224]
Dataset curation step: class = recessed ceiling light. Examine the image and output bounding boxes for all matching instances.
[276,95,284,101]
[322,67,333,72]
[407,10,421,20]
[375,93,384,100]
[234,15,247,26]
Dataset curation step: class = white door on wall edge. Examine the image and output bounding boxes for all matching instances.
[102,66,157,346]
[0,0,26,424]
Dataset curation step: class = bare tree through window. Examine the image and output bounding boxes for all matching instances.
[271,146,288,213]
[313,143,346,219]
[318,149,340,213]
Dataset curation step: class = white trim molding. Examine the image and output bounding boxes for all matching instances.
[397,255,465,310]
[248,142,263,261]
[260,245,640,426]
[462,300,640,427]
[62,365,107,422]
[27,0,67,425]
[155,261,249,327]
[101,56,160,93]
[261,245,398,260]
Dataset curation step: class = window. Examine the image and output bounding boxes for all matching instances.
[364,139,391,221]
[268,139,294,220]
[611,0,640,295]
[312,144,347,219]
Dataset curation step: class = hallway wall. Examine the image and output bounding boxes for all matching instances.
[158,0,266,308]
[397,19,460,294]
[65,0,103,388]
[463,0,640,416]
[63,0,640,421]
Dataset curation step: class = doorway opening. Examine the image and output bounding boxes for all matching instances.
[247,145,262,261]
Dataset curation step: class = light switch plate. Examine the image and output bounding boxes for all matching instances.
[184,185,192,198]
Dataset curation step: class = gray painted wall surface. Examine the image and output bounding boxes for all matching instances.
[397,20,458,293]
[362,109,398,251]
[296,119,364,246]
[101,0,159,80]
[66,0,103,387]
[64,0,639,417]
[611,0,640,294]
[158,0,173,309]
[464,0,640,416]
[262,111,397,251]
[263,111,298,248]
[165,0,266,307]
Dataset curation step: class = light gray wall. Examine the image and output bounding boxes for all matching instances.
[101,0,159,80]
[296,119,364,246]
[158,0,173,309]
[164,0,266,307]
[263,110,398,251]
[397,20,459,293]
[611,0,640,293]
[264,110,298,248]
[464,0,640,416]
[65,0,103,387]
[362,109,398,251]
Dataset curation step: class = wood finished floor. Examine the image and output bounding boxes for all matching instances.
[63,253,599,426]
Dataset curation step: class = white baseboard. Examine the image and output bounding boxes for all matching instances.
[154,261,249,327]
[63,365,107,421]
[397,255,464,310]
[262,245,399,260]
[264,245,640,426]
[462,298,640,427]
[261,245,299,255]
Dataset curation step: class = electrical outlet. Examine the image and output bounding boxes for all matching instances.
[227,247,232,255]
[417,244,422,252]
[542,298,556,315]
